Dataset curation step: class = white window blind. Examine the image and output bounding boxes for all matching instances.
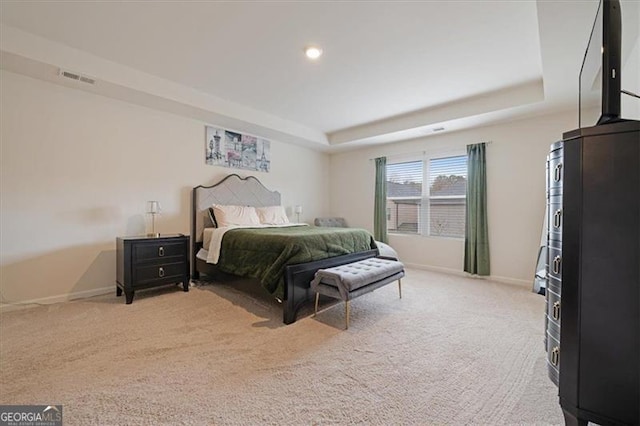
[386,153,467,238]
[428,155,467,238]
[387,161,422,234]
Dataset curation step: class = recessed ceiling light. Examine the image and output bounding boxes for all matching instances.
[305,46,323,60]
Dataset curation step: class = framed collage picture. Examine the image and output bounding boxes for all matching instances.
[205,125,271,172]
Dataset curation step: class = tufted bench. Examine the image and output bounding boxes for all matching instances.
[310,257,405,329]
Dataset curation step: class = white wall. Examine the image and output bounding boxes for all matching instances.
[0,70,330,305]
[328,110,579,285]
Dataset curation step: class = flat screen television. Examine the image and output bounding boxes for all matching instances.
[579,0,621,127]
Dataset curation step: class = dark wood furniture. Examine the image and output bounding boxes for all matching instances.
[116,234,190,304]
[545,120,639,426]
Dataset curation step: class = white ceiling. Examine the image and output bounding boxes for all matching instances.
[1,0,635,151]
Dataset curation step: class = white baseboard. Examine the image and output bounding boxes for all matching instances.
[0,286,113,313]
[403,262,531,288]
[489,275,531,288]
[0,265,534,314]
[404,262,466,276]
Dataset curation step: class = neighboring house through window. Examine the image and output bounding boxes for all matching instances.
[386,153,467,238]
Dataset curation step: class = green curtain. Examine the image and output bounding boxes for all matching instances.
[374,157,388,244]
[464,143,490,275]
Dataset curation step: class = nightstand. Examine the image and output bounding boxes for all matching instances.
[116,234,190,304]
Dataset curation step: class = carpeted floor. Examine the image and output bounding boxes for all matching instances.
[0,268,563,425]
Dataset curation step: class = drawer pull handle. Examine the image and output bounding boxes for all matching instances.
[553,209,562,229]
[159,246,164,257]
[551,346,560,366]
[158,267,165,278]
[552,256,562,274]
[553,163,563,182]
[552,301,561,320]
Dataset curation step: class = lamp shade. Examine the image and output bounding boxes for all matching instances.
[294,205,303,214]
[147,201,160,214]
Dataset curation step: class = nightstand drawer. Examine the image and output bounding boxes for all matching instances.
[134,261,186,287]
[135,241,185,261]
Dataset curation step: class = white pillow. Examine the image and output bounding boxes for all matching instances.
[256,206,290,225]
[212,204,261,227]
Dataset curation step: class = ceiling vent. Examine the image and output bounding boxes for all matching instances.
[59,69,96,85]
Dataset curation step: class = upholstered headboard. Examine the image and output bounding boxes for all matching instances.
[191,174,281,244]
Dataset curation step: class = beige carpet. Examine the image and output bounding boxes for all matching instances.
[0,268,562,425]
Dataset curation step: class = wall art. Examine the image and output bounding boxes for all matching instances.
[205,125,271,172]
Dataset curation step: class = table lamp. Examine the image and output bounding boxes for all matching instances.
[147,201,161,237]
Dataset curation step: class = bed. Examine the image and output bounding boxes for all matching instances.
[191,174,379,324]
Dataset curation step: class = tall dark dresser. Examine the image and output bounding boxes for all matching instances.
[545,120,639,426]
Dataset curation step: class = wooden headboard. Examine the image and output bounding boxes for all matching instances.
[191,174,281,245]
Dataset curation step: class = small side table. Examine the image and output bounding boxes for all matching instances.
[116,234,189,304]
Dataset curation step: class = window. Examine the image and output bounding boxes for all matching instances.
[386,153,467,238]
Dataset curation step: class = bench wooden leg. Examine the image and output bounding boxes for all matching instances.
[345,300,350,329]
[314,293,320,317]
[398,279,402,299]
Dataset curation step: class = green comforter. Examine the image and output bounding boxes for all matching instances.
[216,226,376,299]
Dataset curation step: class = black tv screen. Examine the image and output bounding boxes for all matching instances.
[579,0,622,127]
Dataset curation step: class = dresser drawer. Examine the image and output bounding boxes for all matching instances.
[548,196,563,243]
[548,145,563,196]
[546,330,561,372]
[134,261,187,287]
[547,244,562,280]
[135,241,185,261]
[546,289,562,324]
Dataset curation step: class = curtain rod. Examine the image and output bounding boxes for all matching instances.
[368,141,492,161]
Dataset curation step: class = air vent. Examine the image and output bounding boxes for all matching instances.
[433,127,445,132]
[60,70,80,80]
[59,69,96,85]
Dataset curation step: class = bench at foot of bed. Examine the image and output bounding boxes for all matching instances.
[311,257,405,329]
[282,250,379,325]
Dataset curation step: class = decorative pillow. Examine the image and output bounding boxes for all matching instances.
[208,207,218,228]
[256,206,290,225]
[212,204,261,227]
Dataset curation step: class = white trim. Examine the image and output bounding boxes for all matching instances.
[404,262,466,276]
[404,262,532,288]
[0,286,113,313]
[488,275,531,288]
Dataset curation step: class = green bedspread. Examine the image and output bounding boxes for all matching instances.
[216,225,377,299]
